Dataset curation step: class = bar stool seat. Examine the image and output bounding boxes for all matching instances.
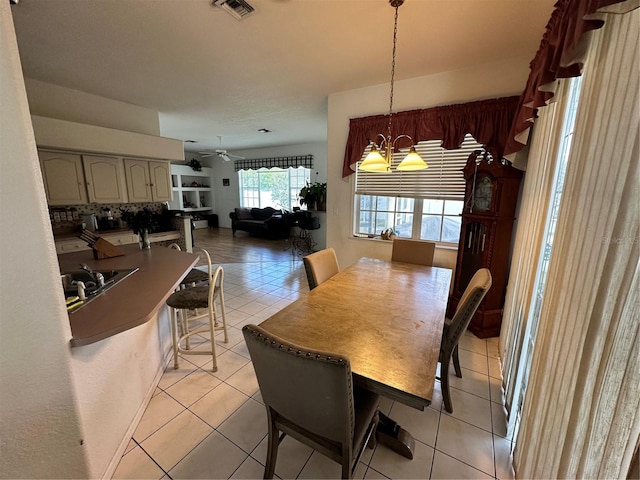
[166,284,219,310]
[181,268,209,286]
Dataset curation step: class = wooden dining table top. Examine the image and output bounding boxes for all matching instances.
[259,257,452,410]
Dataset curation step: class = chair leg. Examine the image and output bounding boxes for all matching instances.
[207,305,218,372]
[170,307,180,369]
[182,309,191,350]
[264,412,279,479]
[441,359,453,413]
[453,344,462,378]
[341,458,351,480]
[218,291,229,343]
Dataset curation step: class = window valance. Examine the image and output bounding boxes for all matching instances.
[504,0,638,159]
[342,96,520,178]
[234,155,313,172]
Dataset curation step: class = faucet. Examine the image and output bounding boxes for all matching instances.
[76,281,87,301]
[80,263,105,287]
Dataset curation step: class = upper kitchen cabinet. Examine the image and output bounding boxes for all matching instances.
[149,161,172,202]
[82,155,128,204]
[39,151,88,205]
[123,158,172,203]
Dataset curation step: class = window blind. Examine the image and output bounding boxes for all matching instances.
[354,135,483,200]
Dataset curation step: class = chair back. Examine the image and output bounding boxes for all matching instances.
[242,324,354,445]
[303,247,339,290]
[442,268,492,352]
[391,239,435,266]
[198,246,213,279]
[208,265,224,303]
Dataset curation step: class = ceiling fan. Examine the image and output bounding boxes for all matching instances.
[199,136,245,162]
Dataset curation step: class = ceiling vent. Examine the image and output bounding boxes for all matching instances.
[212,0,255,20]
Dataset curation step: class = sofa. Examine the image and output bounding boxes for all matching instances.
[229,207,290,239]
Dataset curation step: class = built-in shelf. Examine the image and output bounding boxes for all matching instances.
[168,165,214,219]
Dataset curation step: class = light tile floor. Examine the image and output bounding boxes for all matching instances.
[113,259,514,480]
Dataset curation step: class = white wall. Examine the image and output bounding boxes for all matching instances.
[205,142,328,249]
[326,56,533,269]
[25,78,161,136]
[0,5,89,478]
[1,8,174,478]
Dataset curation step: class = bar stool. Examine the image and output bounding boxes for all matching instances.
[168,243,210,287]
[165,247,229,372]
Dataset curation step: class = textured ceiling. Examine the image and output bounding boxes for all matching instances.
[11,0,555,153]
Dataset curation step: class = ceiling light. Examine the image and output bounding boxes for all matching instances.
[359,0,427,173]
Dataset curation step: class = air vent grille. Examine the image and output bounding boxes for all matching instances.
[212,0,255,20]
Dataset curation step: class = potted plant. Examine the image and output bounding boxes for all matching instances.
[299,181,327,211]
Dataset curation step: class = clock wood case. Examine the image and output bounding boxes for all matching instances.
[447,150,523,338]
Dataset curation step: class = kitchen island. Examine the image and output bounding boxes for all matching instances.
[56,244,199,478]
[58,243,198,347]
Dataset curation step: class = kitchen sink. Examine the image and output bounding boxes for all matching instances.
[61,267,138,310]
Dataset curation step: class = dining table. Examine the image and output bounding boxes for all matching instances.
[259,256,452,459]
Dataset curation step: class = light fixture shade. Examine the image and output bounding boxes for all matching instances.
[397,147,428,171]
[359,147,390,172]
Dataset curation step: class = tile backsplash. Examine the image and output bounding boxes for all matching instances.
[49,202,164,235]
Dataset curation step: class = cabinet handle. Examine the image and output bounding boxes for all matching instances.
[150,183,154,187]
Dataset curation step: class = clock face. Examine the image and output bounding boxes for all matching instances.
[474,176,493,211]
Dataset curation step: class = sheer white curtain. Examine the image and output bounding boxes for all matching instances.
[511,9,639,479]
[499,81,570,430]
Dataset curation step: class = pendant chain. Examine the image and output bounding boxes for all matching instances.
[387,5,399,140]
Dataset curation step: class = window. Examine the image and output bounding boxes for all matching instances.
[354,134,482,242]
[238,167,310,210]
[509,75,582,443]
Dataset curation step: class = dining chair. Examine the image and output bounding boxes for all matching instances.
[165,248,229,372]
[303,247,339,290]
[391,238,435,266]
[242,324,380,479]
[439,267,492,413]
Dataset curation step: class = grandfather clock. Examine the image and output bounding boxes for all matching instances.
[447,150,523,338]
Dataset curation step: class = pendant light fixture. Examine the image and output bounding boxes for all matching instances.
[359,0,427,173]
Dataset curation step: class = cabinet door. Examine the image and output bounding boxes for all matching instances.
[39,151,88,205]
[123,158,152,202]
[148,161,172,202]
[82,155,128,204]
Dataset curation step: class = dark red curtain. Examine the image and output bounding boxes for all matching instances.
[342,96,520,178]
[504,0,638,157]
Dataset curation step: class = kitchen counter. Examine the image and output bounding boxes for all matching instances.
[57,244,198,347]
[54,229,180,254]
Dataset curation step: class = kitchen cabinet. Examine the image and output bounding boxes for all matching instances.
[39,151,88,205]
[82,155,128,204]
[168,164,213,213]
[123,158,172,203]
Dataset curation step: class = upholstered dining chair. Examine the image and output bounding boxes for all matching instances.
[242,324,380,479]
[391,238,436,266]
[439,268,492,413]
[165,247,229,372]
[303,247,339,290]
